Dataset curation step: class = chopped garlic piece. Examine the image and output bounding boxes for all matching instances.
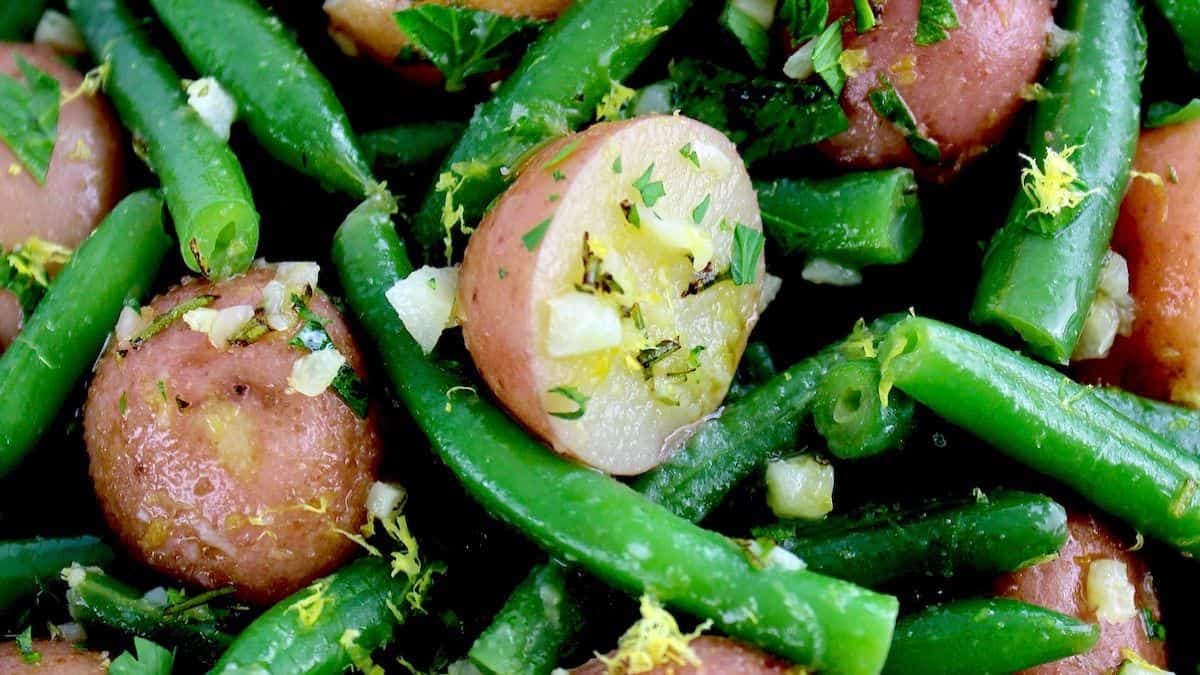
[783,40,817,81]
[288,348,346,397]
[183,304,254,349]
[114,305,154,344]
[1046,20,1077,58]
[641,210,714,272]
[34,10,86,55]
[802,258,862,286]
[690,141,732,178]
[545,293,622,358]
[384,266,460,355]
[262,261,321,330]
[1073,250,1135,361]
[747,540,806,571]
[765,454,834,519]
[367,481,407,521]
[186,77,238,141]
[1086,558,1136,624]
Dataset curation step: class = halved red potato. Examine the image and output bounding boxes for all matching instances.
[0,640,108,674]
[0,43,125,351]
[995,512,1167,674]
[324,0,570,71]
[83,266,381,604]
[1079,120,1200,407]
[816,0,1052,179]
[570,636,794,675]
[458,115,765,475]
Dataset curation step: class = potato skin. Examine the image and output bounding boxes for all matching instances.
[817,0,1051,179]
[995,512,1167,674]
[0,44,125,352]
[83,268,380,604]
[0,640,109,674]
[1080,121,1200,407]
[570,636,796,675]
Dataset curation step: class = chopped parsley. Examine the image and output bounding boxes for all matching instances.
[636,339,682,377]
[498,267,508,279]
[868,78,941,163]
[780,0,830,42]
[666,345,706,381]
[679,142,701,168]
[612,155,623,174]
[15,626,39,665]
[632,164,666,207]
[393,6,539,92]
[684,263,732,297]
[1142,607,1167,641]
[853,0,878,32]
[620,199,642,228]
[109,637,173,675]
[131,295,218,349]
[0,54,60,184]
[521,217,552,251]
[552,169,566,182]
[914,0,961,46]
[812,17,848,96]
[577,233,624,295]
[119,392,128,415]
[731,223,765,285]
[1145,99,1200,129]
[623,303,646,331]
[288,296,369,418]
[547,386,589,420]
[692,194,712,225]
[157,380,168,402]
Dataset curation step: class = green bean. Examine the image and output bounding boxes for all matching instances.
[1093,387,1200,456]
[148,0,376,198]
[64,565,233,658]
[469,563,582,675]
[1153,0,1200,71]
[335,195,899,675]
[69,0,259,279]
[754,491,1068,587]
[878,317,1200,555]
[971,0,1143,363]
[413,0,693,261]
[0,190,169,476]
[883,598,1099,675]
[212,558,417,674]
[756,169,923,268]
[361,122,465,171]
[812,359,915,460]
[0,0,47,40]
[724,341,777,403]
[0,537,113,613]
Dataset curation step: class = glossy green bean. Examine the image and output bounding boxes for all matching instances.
[1153,0,1200,71]
[883,598,1099,675]
[1093,386,1200,456]
[971,0,1144,363]
[0,0,47,40]
[754,491,1068,587]
[149,0,376,198]
[335,195,899,675]
[0,190,170,476]
[879,317,1200,555]
[756,169,923,268]
[361,122,465,171]
[724,341,777,403]
[812,359,915,460]
[0,536,113,613]
[413,0,693,261]
[69,0,259,279]
[469,563,581,675]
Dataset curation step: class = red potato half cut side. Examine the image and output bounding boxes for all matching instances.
[459,115,765,475]
[570,636,796,675]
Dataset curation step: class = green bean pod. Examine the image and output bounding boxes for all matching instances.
[361,122,465,171]
[413,0,693,261]
[1153,0,1200,71]
[883,598,1099,675]
[879,317,1200,555]
[148,0,376,198]
[0,190,170,475]
[756,169,923,268]
[971,0,1144,363]
[0,537,113,613]
[1094,386,1200,456]
[0,0,47,39]
[211,558,415,674]
[335,196,899,675]
[69,0,259,279]
[469,564,582,675]
[812,359,915,460]
[755,491,1068,587]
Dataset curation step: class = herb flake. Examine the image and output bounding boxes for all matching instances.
[915,0,961,45]
[868,78,941,162]
[132,295,218,348]
[812,18,847,95]
[632,164,666,207]
[853,0,878,32]
[679,142,700,168]
[16,626,39,665]
[288,295,369,418]
[692,194,712,225]
[0,55,60,184]
[521,217,552,251]
[547,386,589,420]
[731,224,765,285]
[393,6,538,92]
[780,0,830,42]
[636,339,682,376]
[109,637,173,675]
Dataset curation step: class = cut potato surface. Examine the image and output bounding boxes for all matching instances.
[83,267,380,604]
[459,115,764,475]
[0,640,109,674]
[570,636,796,674]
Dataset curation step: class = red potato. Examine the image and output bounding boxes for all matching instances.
[817,0,1052,179]
[0,640,108,674]
[570,636,795,675]
[995,512,1167,674]
[83,267,381,604]
[458,115,765,475]
[1080,120,1200,407]
[0,43,125,352]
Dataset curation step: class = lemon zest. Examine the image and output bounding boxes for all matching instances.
[334,527,382,557]
[338,629,385,675]
[385,514,421,580]
[436,171,466,264]
[596,81,637,122]
[1119,648,1170,673]
[288,580,331,628]
[838,49,871,78]
[7,237,72,287]
[877,336,906,408]
[597,595,711,674]
[1019,145,1099,222]
[1131,170,1164,187]
[297,494,330,515]
[842,318,878,359]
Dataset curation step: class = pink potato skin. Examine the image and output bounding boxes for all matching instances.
[570,636,797,675]
[995,512,1167,675]
[817,0,1052,180]
[0,43,125,352]
[1080,121,1200,408]
[83,268,381,605]
[0,640,109,674]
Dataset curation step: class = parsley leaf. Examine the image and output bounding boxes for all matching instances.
[680,143,700,168]
[0,54,60,184]
[780,0,830,42]
[632,164,666,207]
[15,626,39,665]
[720,0,771,70]
[868,77,941,162]
[914,0,960,46]
[109,637,174,675]
[812,17,847,95]
[636,339,682,376]
[853,0,878,32]
[731,223,765,285]
[1146,99,1200,129]
[394,6,538,92]
[547,386,589,420]
[692,194,712,225]
[522,217,552,251]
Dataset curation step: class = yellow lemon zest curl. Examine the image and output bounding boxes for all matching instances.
[598,595,711,674]
[1019,145,1099,223]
